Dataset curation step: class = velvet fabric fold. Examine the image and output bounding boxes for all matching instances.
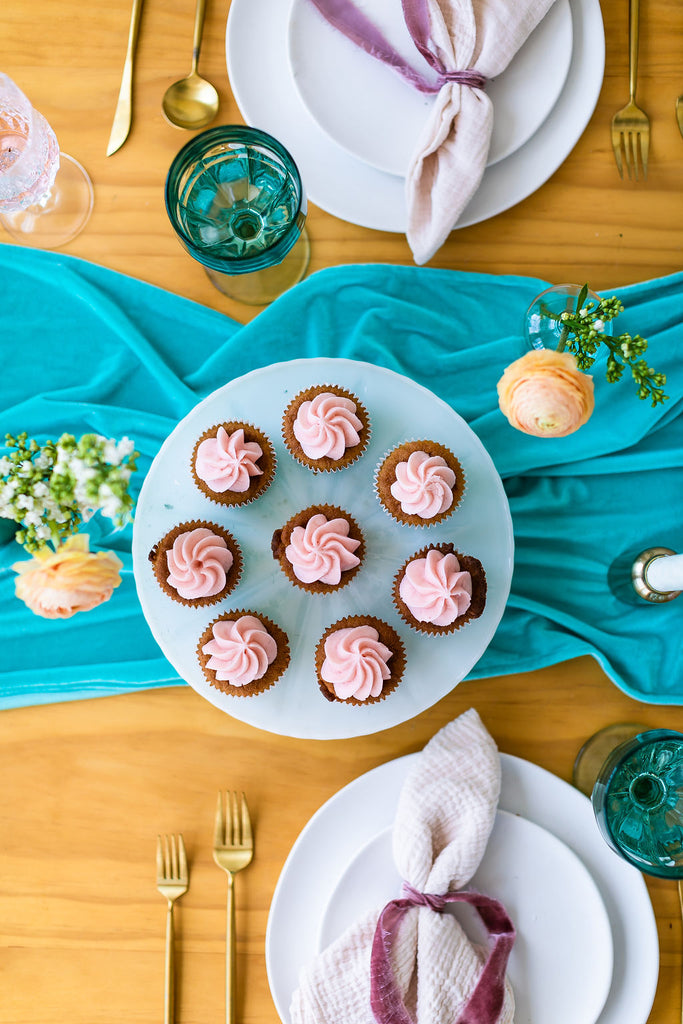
[370,884,515,1024]
[1,245,682,708]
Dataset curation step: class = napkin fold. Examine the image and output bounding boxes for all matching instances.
[309,0,558,264]
[1,248,682,709]
[290,709,515,1024]
[404,0,557,264]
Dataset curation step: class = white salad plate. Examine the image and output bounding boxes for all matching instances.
[226,0,604,233]
[319,811,613,1024]
[132,358,513,740]
[266,752,659,1024]
[287,0,573,177]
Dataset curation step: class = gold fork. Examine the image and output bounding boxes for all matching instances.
[156,834,189,1024]
[611,0,649,179]
[213,792,254,1024]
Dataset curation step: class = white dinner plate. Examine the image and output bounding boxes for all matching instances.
[226,0,604,233]
[266,752,659,1024]
[319,811,614,1024]
[132,358,513,740]
[287,0,573,177]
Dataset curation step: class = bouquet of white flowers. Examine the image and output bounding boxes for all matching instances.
[1,431,139,619]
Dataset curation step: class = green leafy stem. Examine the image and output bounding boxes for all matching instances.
[541,283,668,407]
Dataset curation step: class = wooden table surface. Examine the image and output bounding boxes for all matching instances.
[2,0,682,1022]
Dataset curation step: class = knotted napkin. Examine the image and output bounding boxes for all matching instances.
[290,709,515,1024]
[309,0,558,264]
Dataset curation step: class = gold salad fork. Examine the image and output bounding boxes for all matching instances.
[611,0,649,179]
[156,834,189,1024]
[213,792,254,1024]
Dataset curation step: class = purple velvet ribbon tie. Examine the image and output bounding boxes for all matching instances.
[308,0,487,96]
[370,882,515,1024]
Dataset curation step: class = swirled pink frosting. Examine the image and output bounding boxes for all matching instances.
[321,625,392,701]
[202,615,277,686]
[166,528,233,600]
[195,427,263,493]
[293,392,362,460]
[285,513,360,585]
[399,549,472,625]
[390,450,456,518]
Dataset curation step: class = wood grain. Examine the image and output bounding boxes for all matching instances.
[2,0,682,324]
[3,663,683,1023]
[1,0,683,1021]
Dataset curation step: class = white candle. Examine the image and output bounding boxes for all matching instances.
[646,553,683,593]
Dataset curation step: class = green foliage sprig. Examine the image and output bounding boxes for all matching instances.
[544,284,668,407]
[0,432,139,553]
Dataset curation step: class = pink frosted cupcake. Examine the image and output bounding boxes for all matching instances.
[314,615,405,705]
[271,504,364,593]
[375,440,465,526]
[149,521,242,607]
[191,421,275,506]
[197,611,290,697]
[282,385,370,471]
[393,543,487,635]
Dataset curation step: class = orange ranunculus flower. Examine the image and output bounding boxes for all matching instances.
[12,534,123,619]
[497,348,595,438]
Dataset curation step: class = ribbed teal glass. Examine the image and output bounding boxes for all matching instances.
[592,729,683,878]
[165,125,309,304]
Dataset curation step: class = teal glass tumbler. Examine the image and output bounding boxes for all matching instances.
[165,125,310,305]
[592,728,683,878]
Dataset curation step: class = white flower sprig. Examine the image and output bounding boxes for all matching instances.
[543,285,668,406]
[0,432,139,553]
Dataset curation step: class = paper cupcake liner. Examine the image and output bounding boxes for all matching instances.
[393,544,487,635]
[314,614,406,706]
[281,384,371,472]
[271,503,365,593]
[148,520,243,608]
[190,421,276,507]
[197,610,290,697]
[374,438,466,527]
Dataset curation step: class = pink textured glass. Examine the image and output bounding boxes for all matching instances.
[0,74,60,213]
[0,74,93,248]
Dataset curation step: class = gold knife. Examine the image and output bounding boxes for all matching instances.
[677,96,683,140]
[106,0,145,156]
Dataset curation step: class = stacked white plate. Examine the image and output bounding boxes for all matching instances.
[225,0,605,232]
[266,752,659,1024]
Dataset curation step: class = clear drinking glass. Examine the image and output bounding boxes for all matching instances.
[0,73,93,248]
[524,283,611,351]
[165,125,310,305]
[588,728,683,878]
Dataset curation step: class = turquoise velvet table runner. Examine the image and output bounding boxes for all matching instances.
[1,244,682,709]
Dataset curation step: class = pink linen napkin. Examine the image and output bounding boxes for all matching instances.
[289,709,515,1024]
[309,0,559,265]
[404,0,558,264]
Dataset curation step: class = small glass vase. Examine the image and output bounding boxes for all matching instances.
[588,728,683,879]
[524,283,612,351]
[165,125,310,306]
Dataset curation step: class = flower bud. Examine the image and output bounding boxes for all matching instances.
[497,349,595,438]
[12,534,123,619]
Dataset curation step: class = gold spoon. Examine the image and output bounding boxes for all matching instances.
[162,0,218,130]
